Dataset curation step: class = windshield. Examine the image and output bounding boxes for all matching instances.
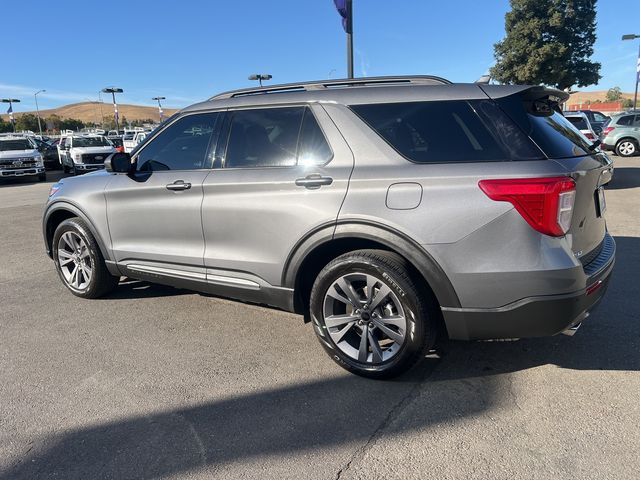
[123,132,136,140]
[0,139,35,151]
[566,116,588,130]
[73,137,112,148]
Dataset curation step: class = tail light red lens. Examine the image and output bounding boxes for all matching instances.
[584,132,595,140]
[602,127,615,137]
[478,177,576,237]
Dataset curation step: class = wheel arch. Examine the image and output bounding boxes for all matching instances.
[43,201,112,262]
[283,220,460,320]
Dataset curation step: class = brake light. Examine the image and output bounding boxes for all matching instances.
[479,177,576,237]
[602,127,615,137]
[584,132,595,140]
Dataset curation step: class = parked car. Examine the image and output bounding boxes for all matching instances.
[0,134,46,181]
[600,112,640,157]
[58,134,116,175]
[122,128,147,153]
[572,110,610,135]
[563,111,599,142]
[43,76,615,378]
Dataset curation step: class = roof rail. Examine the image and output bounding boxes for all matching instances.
[209,75,452,100]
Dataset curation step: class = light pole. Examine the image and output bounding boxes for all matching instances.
[248,74,272,87]
[622,34,640,111]
[34,90,45,136]
[102,87,124,132]
[1,98,20,132]
[152,96,166,122]
[97,91,105,129]
[333,0,354,78]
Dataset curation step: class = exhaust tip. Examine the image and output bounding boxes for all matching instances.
[561,321,582,337]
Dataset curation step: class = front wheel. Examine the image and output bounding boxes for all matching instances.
[52,217,119,298]
[310,250,437,379]
[38,172,47,182]
[615,139,638,157]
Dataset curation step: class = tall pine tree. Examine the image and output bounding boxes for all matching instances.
[490,0,601,90]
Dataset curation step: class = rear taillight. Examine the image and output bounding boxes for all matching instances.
[602,127,615,137]
[478,177,576,237]
[584,132,595,140]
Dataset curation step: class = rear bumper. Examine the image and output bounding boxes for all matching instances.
[442,234,615,340]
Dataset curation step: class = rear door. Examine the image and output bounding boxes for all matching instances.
[200,104,353,287]
[105,112,222,270]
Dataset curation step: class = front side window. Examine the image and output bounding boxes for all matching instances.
[136,113,220,171]
[566,116,588,130]
[224,107,304,168]
[593,112,607,122]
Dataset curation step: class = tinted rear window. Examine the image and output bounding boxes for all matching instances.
[526,111,593,158]
[566,116,588,129]
[350,100,542,163]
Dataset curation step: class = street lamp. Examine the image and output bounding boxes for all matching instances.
[152,96,166,122]
[101,87,124,132]
[1,98,20,132]
[248,74,272,87]
[34,90,45,136]
[97,91,105,129]
[622,34,640,111]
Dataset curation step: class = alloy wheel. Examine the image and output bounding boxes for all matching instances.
[57,231,92,290]
[322,272,407,363]
[618,141,636,156]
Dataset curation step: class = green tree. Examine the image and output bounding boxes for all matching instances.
[0,117,12,133]
[14,113,40,132]
[605,87,622,102]
[622,98,634,109]
[59,118,85,131]
[490,0,601,90]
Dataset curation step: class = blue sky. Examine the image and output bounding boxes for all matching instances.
[3,0,639,112]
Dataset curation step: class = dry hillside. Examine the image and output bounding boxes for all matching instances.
[1,102,179,124]
[569,90,635,105]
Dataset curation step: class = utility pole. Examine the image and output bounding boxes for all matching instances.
[346,0,353,79]
[102,87,124,132]
[34,90,45,136]
[152,96,166,122]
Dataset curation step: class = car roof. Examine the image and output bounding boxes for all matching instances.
[563,111,587,118]
[180,76,567,113]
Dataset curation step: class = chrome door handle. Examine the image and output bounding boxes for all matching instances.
[166,180,191,191]
[295,174,333,189]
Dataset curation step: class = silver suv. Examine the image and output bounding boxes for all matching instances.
[600,111,640,157]
[43,76,616,378]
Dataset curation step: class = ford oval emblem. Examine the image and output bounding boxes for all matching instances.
[12,160,23,167]
[95,156,103,160]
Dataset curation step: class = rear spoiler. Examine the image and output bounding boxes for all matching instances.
[479,85,569,115]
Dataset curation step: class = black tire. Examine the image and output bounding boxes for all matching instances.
[615,138,638,157]
[63,164,70,174]
[52,217,119,298]
[309,249,437,379]
[38,172,47,182]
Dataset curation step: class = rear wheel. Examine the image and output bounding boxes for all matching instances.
[310,249,437,379]
[615,138,638,157]
[53,217,119,298]
[38,172,47,182]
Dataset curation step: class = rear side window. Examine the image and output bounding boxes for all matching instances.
[225,107,303,168]
[298,108,333,166]
[616,115,635,126]
[350,100,541,163]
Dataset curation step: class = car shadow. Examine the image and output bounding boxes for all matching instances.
[2,236,637,479]
[100,278,191,300]
[0,171,68,188]
[606,167,640,190]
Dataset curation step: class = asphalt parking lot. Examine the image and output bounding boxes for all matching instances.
[0,158,638,480]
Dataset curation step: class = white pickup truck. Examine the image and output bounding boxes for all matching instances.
[123,128,151,153]
[58,135,116,175]
[0,135,46,181]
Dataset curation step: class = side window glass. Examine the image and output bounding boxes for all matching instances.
[634,115,640,126]
[298,108,333,166]
[224,107,303,168]
[617,115,634,126]
[593,113,607,122]
[136,113,220,171]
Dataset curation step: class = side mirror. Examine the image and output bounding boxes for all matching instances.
[105,152,133,173]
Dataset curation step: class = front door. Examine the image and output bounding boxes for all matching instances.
[105,112,222,270]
